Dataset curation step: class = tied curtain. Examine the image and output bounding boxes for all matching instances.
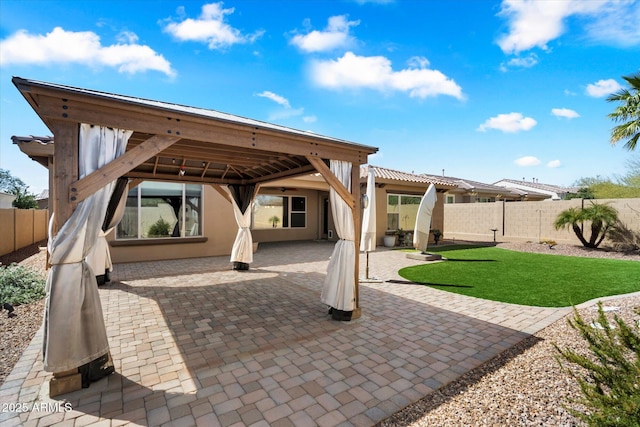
[228,184,257,264]
[43,124,132,372]
[360,167,376,252]
[321,160,356,312]
[85,177,129,279]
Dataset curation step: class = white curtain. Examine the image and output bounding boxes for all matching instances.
[230,198,254,264]
[321,160,355,311]
[85,180,129,276]
[228,184,257,265]
[360,167,376,252]
[43,124,132,372]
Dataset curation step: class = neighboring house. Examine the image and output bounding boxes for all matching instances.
[276,165,457,246]
[443,176,551,203]
[493,178,580,200]
[36,189,49,209]
[0,191,16,208]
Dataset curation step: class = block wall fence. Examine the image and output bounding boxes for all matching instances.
[443,198,640,245]
[0,209,49,257]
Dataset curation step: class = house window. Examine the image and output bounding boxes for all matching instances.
[387,194,422,231]
[116,182,202,239]
[253,195,306,229]
[476,197,495,203]
[446,195,455,204]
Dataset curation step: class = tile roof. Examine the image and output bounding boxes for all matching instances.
[361,165,457,187]
[495,178,580,194]
[11,135,54,145]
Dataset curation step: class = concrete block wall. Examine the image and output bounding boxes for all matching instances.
[444,198,640,245]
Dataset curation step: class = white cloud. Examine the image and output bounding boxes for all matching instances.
[163,2,264,49]
[585,79,623,97]
[497,0,607,54]
[497,0,639,54]
[515,156,541,166]
[547,160,562,168]
[0,27,175,77]
[477,112,537,133]
[500,53,538,71]
[256,90,308,121]
[303,115,317,123]
[310,52,463,99]
[583,1,640,46]
[256,91,291,108]
[551,108,580,119]
[290,15,360,53]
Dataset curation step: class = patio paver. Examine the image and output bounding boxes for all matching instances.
[0,241,574,426]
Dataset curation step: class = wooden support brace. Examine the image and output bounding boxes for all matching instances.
[69,135,181,204]
[306,157,355,209]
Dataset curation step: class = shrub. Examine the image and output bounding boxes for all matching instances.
[148,217,171,237]
[607,220,640,253]
[0,263,46,305]
[554,302,640,426]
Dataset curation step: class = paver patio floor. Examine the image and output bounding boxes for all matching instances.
[0,241,571,426]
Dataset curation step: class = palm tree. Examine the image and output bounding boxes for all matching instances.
[554,203,619,249]
[607,72,640,151]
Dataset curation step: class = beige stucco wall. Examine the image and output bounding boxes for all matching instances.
[375,185,445,246]
[109,186,325,263]
[444,198,640,244]
[252,188,322,243]
[109,185,237,263]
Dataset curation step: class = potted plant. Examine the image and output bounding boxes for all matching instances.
[431,229,442,245]
[383,230,398,247]
[269,215,280,228]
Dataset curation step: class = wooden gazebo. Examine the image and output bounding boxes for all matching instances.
[13,77,378,395]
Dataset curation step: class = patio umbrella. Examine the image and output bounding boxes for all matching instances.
[413,183,436,253]
[360,167,376,279]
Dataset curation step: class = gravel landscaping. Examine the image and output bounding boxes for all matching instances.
[1,241,638,426]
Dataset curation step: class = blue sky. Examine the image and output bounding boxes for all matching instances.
[1,0,639,194]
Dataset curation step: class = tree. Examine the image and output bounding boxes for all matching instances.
[0,168,38,209]
[554,202,619,248]
[607,72,640,151]
[571,157,640,198]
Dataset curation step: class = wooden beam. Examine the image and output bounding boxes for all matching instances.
[250,164,316,184]
[210,184,232,203]
[69,135,180,204]
[352,162,361,316]
[306,157,355,209]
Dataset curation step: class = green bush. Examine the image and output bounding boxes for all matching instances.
[0,263,46,305]
[554,302,640,426]
[148,217,171,237]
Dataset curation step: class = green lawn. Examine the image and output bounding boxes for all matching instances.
[398,245,640,307]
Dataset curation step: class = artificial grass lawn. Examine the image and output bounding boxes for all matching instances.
[398,245,640,307]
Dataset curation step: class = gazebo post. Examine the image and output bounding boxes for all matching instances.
[48,120,84,396]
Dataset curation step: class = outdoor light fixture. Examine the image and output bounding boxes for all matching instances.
[361,193,369,209]
[179,165,186,176]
